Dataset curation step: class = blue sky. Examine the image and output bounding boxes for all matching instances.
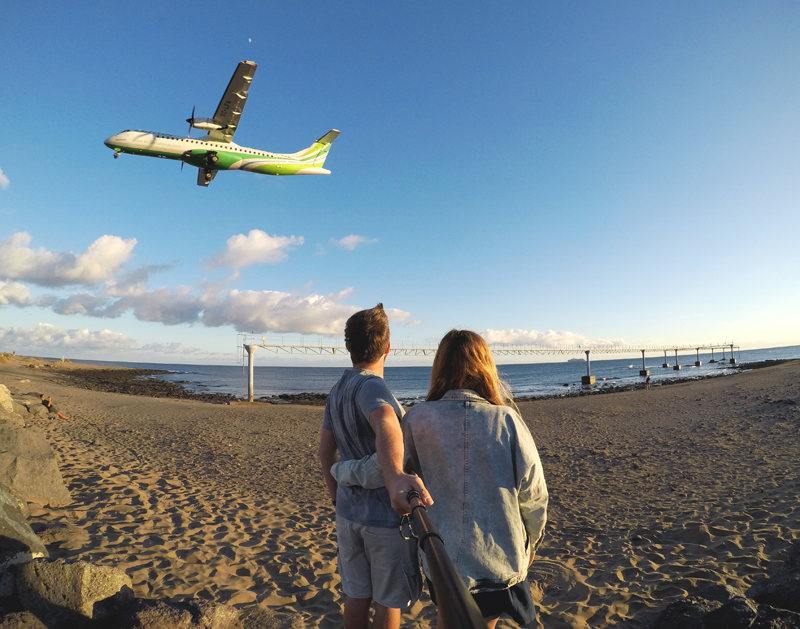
[1,1,799,365]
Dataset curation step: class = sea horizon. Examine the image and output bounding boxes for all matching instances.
[67,344,800,404]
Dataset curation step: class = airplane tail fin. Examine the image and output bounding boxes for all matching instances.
[291,130,340,173]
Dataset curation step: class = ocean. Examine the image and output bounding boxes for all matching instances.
[73,344,800,405]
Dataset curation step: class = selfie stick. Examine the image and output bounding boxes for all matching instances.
[406,490,488,629]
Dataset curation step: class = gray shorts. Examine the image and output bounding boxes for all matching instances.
[336,515,421,609]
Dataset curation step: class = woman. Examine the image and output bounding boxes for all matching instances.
[402,330,548,628]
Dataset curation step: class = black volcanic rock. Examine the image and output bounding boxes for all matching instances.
[55,369,237,404]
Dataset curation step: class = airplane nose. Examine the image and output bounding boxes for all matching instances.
[104,136,115,148]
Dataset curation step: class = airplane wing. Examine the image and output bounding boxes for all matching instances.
[207,61,258,143]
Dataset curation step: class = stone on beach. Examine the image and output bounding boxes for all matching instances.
[0,386,13,414]
[747,540,800,614]
[118,598,243,629]
[16,558,134,628]
[0,423,71,507]
[0,612,48,629]
[0,409,25,429]
[0,386,25,428]
[240,607,305,629]
[13,396,48,420]
[0,485,48,571]
[28,521,87,549]
[647,595,721,629]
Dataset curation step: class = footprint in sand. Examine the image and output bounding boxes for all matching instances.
[527,559,593,604]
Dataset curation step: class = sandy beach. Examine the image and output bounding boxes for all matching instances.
[1,356,799,628]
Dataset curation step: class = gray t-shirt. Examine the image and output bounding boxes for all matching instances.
[323,368,403,528]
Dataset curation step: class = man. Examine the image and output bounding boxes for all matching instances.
[40,394,69,420]
[318,303,432,629]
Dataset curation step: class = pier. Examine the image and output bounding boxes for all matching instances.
[238,336,740,402]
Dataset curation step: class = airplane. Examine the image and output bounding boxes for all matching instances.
[104,61,340,187]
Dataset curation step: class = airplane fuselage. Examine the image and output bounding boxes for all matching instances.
[104,130,332,176]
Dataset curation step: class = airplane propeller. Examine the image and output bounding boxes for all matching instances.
[182,105,197,173]
[186,106,196,138]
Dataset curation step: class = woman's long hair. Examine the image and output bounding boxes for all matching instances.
[427,329,514,407]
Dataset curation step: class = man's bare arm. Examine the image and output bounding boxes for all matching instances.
[369,405,433,514]
[318,427,339,504]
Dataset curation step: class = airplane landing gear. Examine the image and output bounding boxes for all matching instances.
[113,151,120,159]
[197,167,215,187]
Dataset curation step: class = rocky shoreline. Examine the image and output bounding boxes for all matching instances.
[47,367,325,406]
[255,392,329,406]
[513,359,795,403]
[46,359,794,407]
[53,369,238,404]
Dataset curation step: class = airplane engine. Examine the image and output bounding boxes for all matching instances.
[188,117,223,131]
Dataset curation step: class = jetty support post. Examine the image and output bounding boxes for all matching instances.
[673,349,681,371]
[639,349,649,377]
[695,347,702,367]
[581,350,595,385]
[662,350,670,368]
[244,344,257,402]
[730,343,737,365]
[710,348,716,363]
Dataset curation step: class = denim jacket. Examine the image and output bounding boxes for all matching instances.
[402,390,548,592]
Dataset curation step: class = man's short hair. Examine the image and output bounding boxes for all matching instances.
[345,303,390,365]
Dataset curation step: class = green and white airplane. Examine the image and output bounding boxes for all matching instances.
[104,61,340,187]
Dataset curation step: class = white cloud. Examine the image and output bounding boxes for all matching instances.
[590,337,627,346]
[0,281,34,306]
[0,323,137,352]
[104,263,175,297]
[50,285,202,325]
[207,230,303,269]
[8,228,417,336]
[385,307,416,325]
[0,232,136,287]
[128,286,202,325]
[50,292,118,317]
[332,235,378,251]
[0,168,9,190]
[46,283,367,336]
[139,342,223,357]
[482,328,592,347]
[201,287,358,334]
[198,270,241,295]
[0,231,420,343]
[482,329,628,347]
[0,323,220,358]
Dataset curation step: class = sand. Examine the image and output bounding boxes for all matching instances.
[1,355,799,628]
